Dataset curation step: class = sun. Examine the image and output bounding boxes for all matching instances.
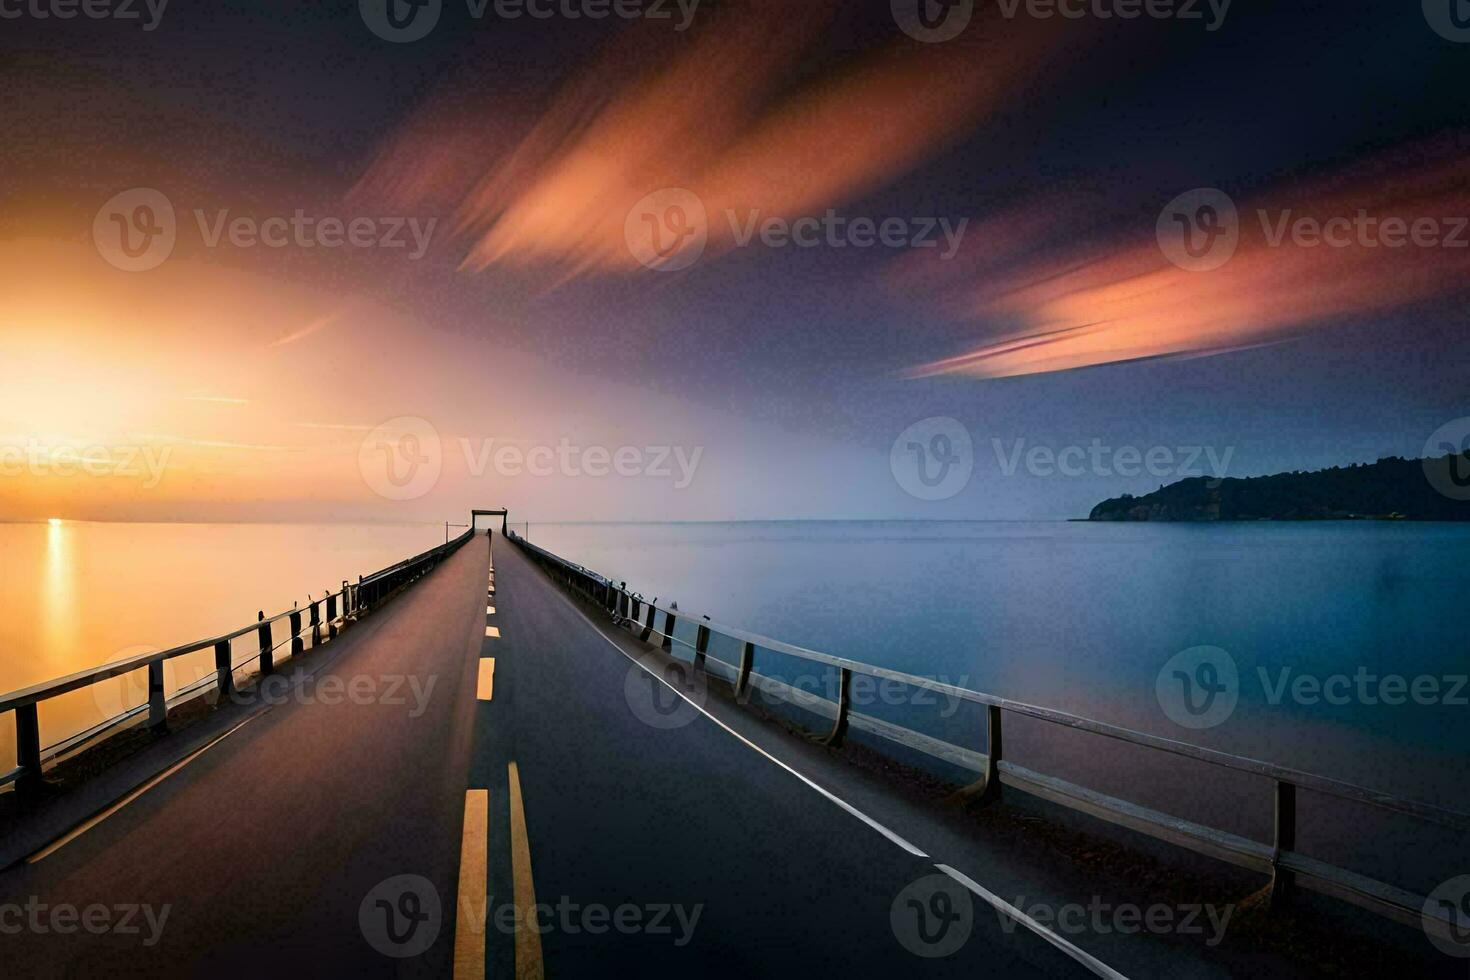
[48,518,63,526]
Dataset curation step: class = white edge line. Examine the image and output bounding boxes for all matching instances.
[560,598,928,858]
[559,583,1131,980]
[935,864,1130,980]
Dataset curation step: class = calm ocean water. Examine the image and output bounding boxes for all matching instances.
[6,518,1466,887]
[528,521,1470,818]
[0,521,448,759]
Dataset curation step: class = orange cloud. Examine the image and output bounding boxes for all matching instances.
[905,141,1470,379]
[350,0,1064,279]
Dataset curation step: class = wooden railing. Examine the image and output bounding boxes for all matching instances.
[508,530,1468,943]
[0,529,475,791]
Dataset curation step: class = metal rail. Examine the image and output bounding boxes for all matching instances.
[509,531,1467,940]
[1,529,475,791]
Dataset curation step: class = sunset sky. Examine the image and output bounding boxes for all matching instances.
[0,1,1466,523]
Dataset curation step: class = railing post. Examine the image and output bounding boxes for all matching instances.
[735,642,754,702]
[214,640,234,700]
[15,703,42,789]
[981,705,1004,802]
[327,592,338,639]
[309,600,321,644]
[257,613,274,675]
[640,604,656,644]
[148,660,168,733]
[823,668,852,747]
[662,610,677,652]
[694,623,710,672]
[1270,780,1297,907]
[289,610,304,658]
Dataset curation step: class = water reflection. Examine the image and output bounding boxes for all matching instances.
[41,519,80,678]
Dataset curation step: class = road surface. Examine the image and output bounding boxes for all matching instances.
[0,533,1092,978]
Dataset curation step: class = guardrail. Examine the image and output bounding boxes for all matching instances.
[0,529,475,792]
[508,530,1468,942]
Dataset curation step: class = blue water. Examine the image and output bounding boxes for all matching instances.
[526,520,1470,886]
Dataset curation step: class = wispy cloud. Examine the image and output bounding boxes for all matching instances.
[267,311,342,349]
[350,1,1061,279]
[903,140,1470,379]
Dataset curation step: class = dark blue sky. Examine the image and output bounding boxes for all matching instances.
[2,0,1466,519]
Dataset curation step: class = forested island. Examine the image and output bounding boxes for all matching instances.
[1088,454,1470,521]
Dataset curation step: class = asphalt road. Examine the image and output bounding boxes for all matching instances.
[0,533,488,978]
[0,533,1092,978]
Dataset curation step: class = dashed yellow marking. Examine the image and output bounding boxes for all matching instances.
[507,761,544,980]
[485,626,500,638]
[486,606,496,616]
[477,659,496,701]
[454,790,489,979]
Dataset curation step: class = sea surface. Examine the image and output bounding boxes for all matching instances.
[5,518,1467,889]
[0,521,448,761]
[526,520,1470,888]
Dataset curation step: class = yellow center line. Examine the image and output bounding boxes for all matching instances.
[507,761,544,980]
[485,626,500,638]
[486,606,496,615]
[477,659,496,701]
[454,790,490,980]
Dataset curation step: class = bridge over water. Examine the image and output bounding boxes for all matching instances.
[0,520,1464,977]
